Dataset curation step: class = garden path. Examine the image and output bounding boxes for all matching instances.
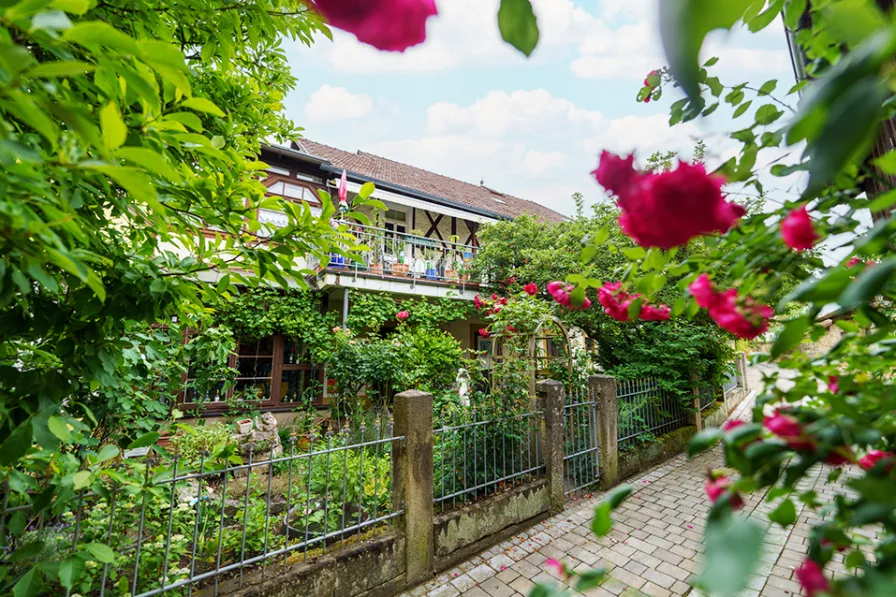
[404,372,856,597]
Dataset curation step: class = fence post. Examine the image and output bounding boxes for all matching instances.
[738,352,749,391]
[393,389,434,586]
[689,370,703,431]
[536,380,565,514]
[589,375,618,491]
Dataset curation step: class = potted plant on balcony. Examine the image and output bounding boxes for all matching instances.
[393,254,409,276]
[369,211,385,276]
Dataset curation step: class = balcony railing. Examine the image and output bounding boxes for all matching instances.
[319,224,480,287]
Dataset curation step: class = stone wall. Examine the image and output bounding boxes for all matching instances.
[618,426,697,481]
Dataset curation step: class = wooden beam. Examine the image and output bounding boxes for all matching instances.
[424,212,444,241]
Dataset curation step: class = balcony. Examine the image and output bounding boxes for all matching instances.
[312,224,481,296]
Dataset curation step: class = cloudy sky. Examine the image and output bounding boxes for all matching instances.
[283,0,803,217]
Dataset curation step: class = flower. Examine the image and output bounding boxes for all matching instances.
[545,558,566,578]
[491,293,498,301]
[492,306,501,314]
[524,283,538,296]
[795,559,830,597]
[823,446,854,466]
[473,295,483,310]
[547,281,572,307]
[859,450,896,472]
[764,410,815,451]
[593,153,745,249]
[827,376,839,394]
[396,310,409,320]
[642,95,650,103]
[591,151,637,197]
[499,297,508,305]
[847,256,863,268]
[723,419,745,432]
[781,204,819,251]
[478,328,489,338]
[704,475,744,510]
[639,303,671,321]
[598,282,634,321]
[508,277,516,285]
[507,325,516,333]
[311,0,437,52]
[688,276,773,340]
[337,169,348,206]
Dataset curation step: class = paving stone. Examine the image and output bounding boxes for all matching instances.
[450,574,478,592]
[469,564,497,584]
[479,577,517,597]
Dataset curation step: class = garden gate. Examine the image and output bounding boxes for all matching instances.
[562,384,600,497]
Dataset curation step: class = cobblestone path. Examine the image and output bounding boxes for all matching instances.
[403,387,861,597]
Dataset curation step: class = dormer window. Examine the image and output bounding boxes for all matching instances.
[267,165,290,176]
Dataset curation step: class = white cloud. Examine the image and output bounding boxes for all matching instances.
[305,0,598,75]
[304,85,373,124]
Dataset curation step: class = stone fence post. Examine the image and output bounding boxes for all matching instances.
[536,380,565,514]
[737,352,749,391]
[589,375,619,490]
[688,370,703,432]
[393,390,434,586]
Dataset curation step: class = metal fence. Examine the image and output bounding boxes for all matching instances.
[723,370,738,394]
[616,378,688,448]
[563,385,600,496]
[0,426,403,597]
[699,382,719,411]
[433,409,544,511]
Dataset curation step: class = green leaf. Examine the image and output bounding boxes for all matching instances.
[838,258,896,308]
[733,100,753,118]
[623,247,646,260]
[705,76,724,97]
[703,56,719,67]
[872,150,896,175]
[845,550,866,569]
[823,0,886,46]
[867,188,896,213]
[59,554,85,589]
[688,428,722,457]
[758,79,778,95]
[63,21,139,53]
[0,419,33,466]
[527,585,557,597]
[660,0,754,101]
[575,568,608,591]
[9,542,45,563]
[754,104,782,125]
[180,97,226,117]
[748,0,785,32]
[12,567,41,597]
[770,316,810,358]
[84,543,115,564]
[80,163,159,210]
[358,181,376,199]
[47,415,71,442]
[605,484,633,509]
[52,0,89,13]
[72,470,92,490]
[702,102,719,117]
[96,444,119,463]
[768,498,797,526]
[498,0,540,57]
[591,501,613,537]
[784,0,807,30]
[698,517,764,596]
[128,431,159,449]
[27,60,96,77]
[114,147,179,180]
[99,103,126,149]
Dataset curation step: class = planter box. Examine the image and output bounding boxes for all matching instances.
[392,263,410,276]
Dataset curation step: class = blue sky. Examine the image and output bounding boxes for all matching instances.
[283,0,802,217]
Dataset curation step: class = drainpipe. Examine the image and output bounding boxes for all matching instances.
[342,287,349,329]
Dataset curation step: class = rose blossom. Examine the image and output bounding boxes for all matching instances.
[478,328,489,338]
[823,446,854,467]
[547,281,573,308]
[688,275,773,340]
[827,376,839,394]
[473,294,483,310]
[598,282,634,321]
[396,310,409,320]
[704,475,744,510]
[592,153,746,249]
[795,559,830,597]
[639,303,671,321]
[859,450,896,472]
[723,419,745,432]
[524,283,538,296]
[507,325,516,333]
[781,204,819,251]
[545,558,567,578]
[764,410,815,451]
[491,293,498,301]
[312,0,437,52]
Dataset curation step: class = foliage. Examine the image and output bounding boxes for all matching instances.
[345,290,473,332]
[170,422,237,466]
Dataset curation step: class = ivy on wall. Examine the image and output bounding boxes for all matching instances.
[346,290,475,333]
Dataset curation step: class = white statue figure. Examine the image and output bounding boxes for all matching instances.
[456,367,471,407]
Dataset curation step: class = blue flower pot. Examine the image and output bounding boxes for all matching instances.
[425,268,438,281]
[329,254,344,268]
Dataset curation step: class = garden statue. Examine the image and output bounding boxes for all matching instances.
[234,412,283,476]
[455,367,471,407]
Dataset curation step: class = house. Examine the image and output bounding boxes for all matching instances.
[183,139,566,415]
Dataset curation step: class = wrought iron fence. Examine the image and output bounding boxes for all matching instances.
[433,409,544,511]
[0,425,403,597]
[563,385,600,496]
[699,382,719,411]
[616,378,688,448]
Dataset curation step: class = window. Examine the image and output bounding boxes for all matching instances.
[181,334,324,412]
[295,172,321,183]
[385,209,407,222]
[267,165,291,176]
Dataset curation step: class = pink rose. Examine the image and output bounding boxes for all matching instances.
[473,294,483,310]
[858,450,896,472]
[827,376,839,394]
[492,306,501,314]
[312,0,437,52]
[593,154,745,249]
[764,410,815,451]
[396,310,409,320]
[704,475,744,510]
[688,274,718,309]
[545,558,566,578]
[723,419,745,432]
[688,276,773,340]
[846,256,863,268]
[639,303,671,321]
[547,281,572,308]
[795,559,830,597]
[598,282,634,322]
[781,204,819,251]
[499,297,508,305]
[524,283,538,296]
[478,328,489,338]
[823,446,854,466]
[507,325,516,333]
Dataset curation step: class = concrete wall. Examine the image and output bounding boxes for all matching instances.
[618,426,697,481]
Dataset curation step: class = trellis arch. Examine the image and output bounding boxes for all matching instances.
[488,315,573,396]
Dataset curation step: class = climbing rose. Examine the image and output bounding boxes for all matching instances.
[764,410,815,451]
[524,283,538,296]
[780,204,819,251]
[507,325,516,333]
[478,328,489,338]
[491,293,498,301]
[642,95,650,103]
[396,310,409,320]
[547,281,572,308]
[311,0,437,52]
[704,475,744,510]
[545,558,566,578]
[795,559,830,597]
[827,375,839,394]
[492,306,501,314]
[639,303,671,321]
[592,153,745,249]
[688,275,773,340]
[499,297,508,305]
[859,450,896,472]
[508,277,516,285]
[723,419,745,432]
[598,282,634,321]
[473,294,483,310]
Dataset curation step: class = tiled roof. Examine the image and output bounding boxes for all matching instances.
[296,139,567,223]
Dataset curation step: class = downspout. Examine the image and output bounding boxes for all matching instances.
[342,287,349,330]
